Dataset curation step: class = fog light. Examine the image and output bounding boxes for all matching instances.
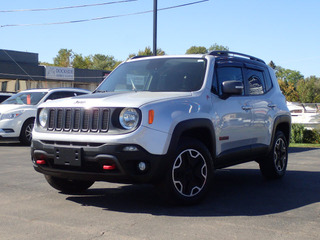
[138,162,146,171]
[123,146,138,152]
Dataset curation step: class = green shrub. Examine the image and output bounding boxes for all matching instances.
[291,124,305,143]
[290,124,320,144]
[304,129,320,144]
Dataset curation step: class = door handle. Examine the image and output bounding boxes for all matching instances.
[242,106,252,111]
[268,104,276,108]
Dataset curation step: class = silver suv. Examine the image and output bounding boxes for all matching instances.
[31,52,291,204]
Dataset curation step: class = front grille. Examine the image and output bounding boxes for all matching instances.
[47,108,109,133]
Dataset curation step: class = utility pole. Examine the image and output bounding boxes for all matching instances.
[153,0,157,56]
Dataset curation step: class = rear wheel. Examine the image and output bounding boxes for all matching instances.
[45,175,94,193]
[19,119,34,145]
[158,138,214,205]
[259,131,288,179]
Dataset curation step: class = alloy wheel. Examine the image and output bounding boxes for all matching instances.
[172,149,207,197]
[273,138,287,172]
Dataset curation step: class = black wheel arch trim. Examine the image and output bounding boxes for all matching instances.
[167,118,216,158]
[269,114,291,152]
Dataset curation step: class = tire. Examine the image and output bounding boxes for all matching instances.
[157,138,214,205]
[19,119,34,145]
[45,175,94,193]
[259,131,288,179]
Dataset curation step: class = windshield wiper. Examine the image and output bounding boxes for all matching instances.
[130,79,137,92]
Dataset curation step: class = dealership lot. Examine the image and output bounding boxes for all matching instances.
[0,143,319,240]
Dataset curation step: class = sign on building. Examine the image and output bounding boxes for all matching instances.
[45,66,74,81]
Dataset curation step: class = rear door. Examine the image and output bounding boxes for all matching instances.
[243,64,273,151]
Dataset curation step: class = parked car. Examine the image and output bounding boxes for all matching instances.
[31,52,291,204]
[0,92,14,103]
[0,88,90,145]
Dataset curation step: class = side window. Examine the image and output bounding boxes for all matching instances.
[216,67,244,95]
[74,91,88,96]
[264,68,273,92]
[246,68,265,95]
[46,92,75,101]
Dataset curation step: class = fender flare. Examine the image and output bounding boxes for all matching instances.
[167,118,216,158]
[269,115,291,152]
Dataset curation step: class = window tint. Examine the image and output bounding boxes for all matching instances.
[46,91,81,101]
[2,92,47,105]
[216,67,243,95]
[96,58,207,92]
[264,69,273,92]
[0,96,9,103]
[246,69,265,95]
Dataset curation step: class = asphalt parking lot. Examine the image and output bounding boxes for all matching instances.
[0,143,319,240]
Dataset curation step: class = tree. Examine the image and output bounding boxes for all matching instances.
[208,43,229,52]
[156,48,166,56]
[296,76,320,103]
[268,61,276,69]
[275,66,304,85]
[91,54,119,71]
[138,47,153,56]
[39,61,54,66]
[186,43,229,54]
[72,54,92,69]
[186,46,207,54]
[128,46,166,58]
[278,80,299,102]
[53,49,73,67]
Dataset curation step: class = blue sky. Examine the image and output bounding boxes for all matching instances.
[1,0,319,77]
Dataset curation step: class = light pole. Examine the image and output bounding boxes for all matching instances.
[153,0,157,56]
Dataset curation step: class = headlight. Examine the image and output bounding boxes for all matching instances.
[119,108,139,130]
[39,108,49,128]
[0,110,24,120]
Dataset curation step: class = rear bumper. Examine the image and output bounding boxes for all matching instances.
[31,139,169,184]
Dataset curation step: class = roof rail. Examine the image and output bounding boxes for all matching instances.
[208,51,265,64]
[130,55,153,60]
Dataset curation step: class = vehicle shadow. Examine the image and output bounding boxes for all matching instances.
[289,147,320,153]
[0,142,24,147]
[66,168,320,217]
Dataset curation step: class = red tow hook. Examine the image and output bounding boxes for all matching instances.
[36,160,46,165]
[103,164,116,170]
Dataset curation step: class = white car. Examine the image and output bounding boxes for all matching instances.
[0,88,90,145]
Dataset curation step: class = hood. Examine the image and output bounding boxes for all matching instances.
[39,91,192,108]
[0,104,36,113]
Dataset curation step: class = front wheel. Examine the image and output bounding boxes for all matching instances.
[45,175,94,193]
[259,131,288,179]
[19,119,34,145]
[157,138,214,205]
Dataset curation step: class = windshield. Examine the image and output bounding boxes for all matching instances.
[95,58,207,92]
[2,91,47,105]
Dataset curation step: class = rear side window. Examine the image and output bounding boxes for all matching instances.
[216,67,244,95]
[46,91,86,101]
[264,69,273,92]
[246,68,265,95]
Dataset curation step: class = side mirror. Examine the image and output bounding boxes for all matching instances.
[222,80,243,95]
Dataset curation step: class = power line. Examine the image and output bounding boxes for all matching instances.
[0,72,106,80]
[0,0,137,13]
[1,50,35,81]
[0,0,209,28]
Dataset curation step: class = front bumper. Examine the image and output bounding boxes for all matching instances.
[31,139,169,184]
[0,120,20,139]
